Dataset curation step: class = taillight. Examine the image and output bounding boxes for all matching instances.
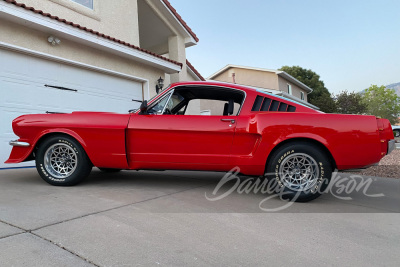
[376,118,394,156]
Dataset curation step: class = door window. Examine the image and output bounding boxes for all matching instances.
[146,86,245,116]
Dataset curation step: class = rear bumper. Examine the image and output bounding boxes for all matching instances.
[387,140,396,155]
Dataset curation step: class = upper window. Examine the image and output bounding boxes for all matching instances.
[71,0,93,9]
[287,84,292,95]
[301,91,305,100]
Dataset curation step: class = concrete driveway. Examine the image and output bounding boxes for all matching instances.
[0,168,399,266]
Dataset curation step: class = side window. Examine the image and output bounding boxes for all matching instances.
[165,94,184,112]
[147,93,171,114]
[200,100,240,116]
[146,86,245,116]
[287,84,292,95]
[147,92,185,115]
[185,100,201,115]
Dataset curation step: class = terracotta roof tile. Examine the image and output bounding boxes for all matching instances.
[2,0,183,68]
[161,0,199,42]
[186,60,205,81]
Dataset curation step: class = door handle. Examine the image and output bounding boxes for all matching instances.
[221,119,235,124]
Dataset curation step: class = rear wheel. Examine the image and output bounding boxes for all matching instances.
[266,142,333,202]
[35,135,92,186]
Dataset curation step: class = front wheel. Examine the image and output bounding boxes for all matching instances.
[35,135,92,186]
[266,142,333,202]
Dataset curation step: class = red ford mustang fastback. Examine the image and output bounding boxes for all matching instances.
[6,81,395,202]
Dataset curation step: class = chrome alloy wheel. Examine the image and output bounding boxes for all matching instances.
[44,143,78,179]
[279,153,320,192]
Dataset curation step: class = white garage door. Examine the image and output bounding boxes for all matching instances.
[0,49,143,168]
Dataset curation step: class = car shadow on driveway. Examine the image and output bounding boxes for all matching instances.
[0,168,398,229]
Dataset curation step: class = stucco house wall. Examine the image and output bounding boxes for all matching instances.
[200,65,315,113]
[0,19,163,99]
[0,0,205,168]
[278,76,308,101]
[212,67,309,100]
[0,0,203,100]
[217,68,279,90]
[18,0,140,45]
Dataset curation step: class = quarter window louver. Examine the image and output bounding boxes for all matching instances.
[251,95,297,112]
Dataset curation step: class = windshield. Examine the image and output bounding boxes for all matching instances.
[147,84,172,105]
[147,93,172,114]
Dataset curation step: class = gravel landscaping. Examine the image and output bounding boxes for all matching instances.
[347,148,400,179]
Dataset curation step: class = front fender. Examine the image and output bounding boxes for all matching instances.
[5,128,87,164]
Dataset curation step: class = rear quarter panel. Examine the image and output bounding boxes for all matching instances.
[231,112,381,175]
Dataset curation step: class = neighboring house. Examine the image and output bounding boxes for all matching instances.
[202,65,318,115]
[0,0,203,168]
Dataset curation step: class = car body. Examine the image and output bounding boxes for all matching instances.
[6,81,395,202]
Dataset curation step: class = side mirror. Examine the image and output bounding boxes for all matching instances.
[139,100,148,114]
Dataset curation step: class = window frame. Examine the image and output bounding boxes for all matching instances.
[287,84,292,95]
[140,85,247,116]
[178,85,246,116]
[147,90,174,115]
[49,0,100,20]
[71,0,94,9]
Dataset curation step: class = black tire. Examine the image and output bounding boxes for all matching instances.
[266,142,333,202]
[394,130,400,138]
[35,135,92,186]
[98,168,121,173]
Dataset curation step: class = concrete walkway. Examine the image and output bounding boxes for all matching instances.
[0,168,399,266]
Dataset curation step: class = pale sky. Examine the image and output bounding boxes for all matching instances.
[169,0,400,94]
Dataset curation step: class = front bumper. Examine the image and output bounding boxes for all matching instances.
[387,140,396,155]
[9,140,30,147]
[5,140,33,164]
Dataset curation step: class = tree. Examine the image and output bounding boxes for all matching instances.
[335,90,367,114]
[362,85,400,125]
[279,66,337,113]
[310,92,338,113]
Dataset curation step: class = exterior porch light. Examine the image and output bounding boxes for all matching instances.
[156,76,164,94]
[47,36,61,46]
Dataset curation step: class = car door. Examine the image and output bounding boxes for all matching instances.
[126,93,237,170]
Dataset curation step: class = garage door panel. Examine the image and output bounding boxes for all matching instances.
[1,49,143,168]
[59,65,142,98]
[1,53,59,86]
[2,84,74,112]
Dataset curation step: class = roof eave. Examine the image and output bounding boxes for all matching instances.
[208,64,281,80]
[157,0,199,44]
[277,71,313,93]
[186,60,205,81]
[208,65,314,94]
